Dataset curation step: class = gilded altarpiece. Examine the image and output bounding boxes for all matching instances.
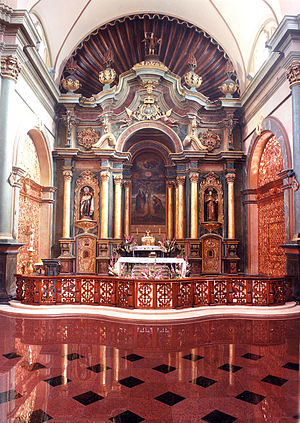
[257,136,286,277]
[74,171,99,273]
[17,136,42,273]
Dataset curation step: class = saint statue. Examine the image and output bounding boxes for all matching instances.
[205,189,218,221]
[80,186,94,220]
[143,32,161,55]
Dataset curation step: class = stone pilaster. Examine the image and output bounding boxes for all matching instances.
[166,181,174,239]
[123,181,130,238]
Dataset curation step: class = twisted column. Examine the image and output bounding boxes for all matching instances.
[226,172,236,239]
[113,175,122,239]
[189,172,198,239]
[100,172,110,238]
[62,170,73,238]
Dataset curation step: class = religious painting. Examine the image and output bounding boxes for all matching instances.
[131,152,166,225]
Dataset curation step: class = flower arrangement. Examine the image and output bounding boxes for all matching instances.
[140,264,164,280]
[158,238,179,256]
[116,235,136,256]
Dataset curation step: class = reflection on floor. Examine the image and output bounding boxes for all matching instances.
[0,314,298,422]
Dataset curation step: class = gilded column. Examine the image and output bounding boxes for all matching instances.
[167,181,174,239]
[287,62,300,238]
[189,172,198,239]
[177,176,186,239]
[62,170,73,238]
[0,56,21,241]
[123,181,130,238]
[175,182,179,238]
[113,175,122,239]
[226,172,236,239]
[100,172,110,238]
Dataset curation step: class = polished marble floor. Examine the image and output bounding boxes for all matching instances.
[0,313,298,422]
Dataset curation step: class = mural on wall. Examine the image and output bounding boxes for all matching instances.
[131,152,166,225]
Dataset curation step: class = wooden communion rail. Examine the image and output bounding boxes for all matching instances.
[16,275,288,309]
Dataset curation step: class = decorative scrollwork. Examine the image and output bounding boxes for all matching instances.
[199,129,221,152]
[77,128,100,150]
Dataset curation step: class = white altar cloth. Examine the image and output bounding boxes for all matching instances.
[115,257,186,277]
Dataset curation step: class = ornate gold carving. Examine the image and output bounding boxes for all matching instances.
[218,79,238,97]
[199,129,221,152]
[132,60,169,72]
[199,172,224,226]
[61,76,81,92]
[100,171,110,183]
[1,55,21,82]
[135,95,163,120]
[142,80,158,94]
[141,231,155,246]
[258,136,283,187]
[286,61,300,88]
[225,172,236,184]
[189,172,199,184]
[176,175,186,186]
[113,175,122,185]
[76,235,96,273]
[202,236,222,274]
[78,128,100,150]
[63,170,73,181]
[74,170,99,229]
[183,54,202,90]
[99,67,116,86]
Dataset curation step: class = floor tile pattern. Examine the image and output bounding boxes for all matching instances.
[0,314,298,422]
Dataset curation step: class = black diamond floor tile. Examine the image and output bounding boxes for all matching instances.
[261,374,288,386]
[73,390,104,406]
[0,389,22,404]
[235,390,265,405]
[67,353,84,361]
[109,410,145,422]
[241,353,263,361]
[182,353,204,361]
[122,353,144,362]
[218,363,242,373]
[190,376,217,388]
[87,363,111,373]
[118,376,144,388]
[154,391,185,406]
[43,375,71,387]
[27,409,52,422]
[202,409,237,423]
[282,362,299,371]
[3,352,21,359]
[152,364,176,373]
[23,362,46,371]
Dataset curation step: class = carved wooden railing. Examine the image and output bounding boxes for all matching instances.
[15,275,288,309]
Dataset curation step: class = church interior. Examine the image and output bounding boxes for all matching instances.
[0,0,299,421]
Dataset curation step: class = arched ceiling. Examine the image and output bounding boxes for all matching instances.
[11,0,299,94]
[65,15,235,100]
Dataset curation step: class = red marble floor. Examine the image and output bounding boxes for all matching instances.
[0,313,298,423]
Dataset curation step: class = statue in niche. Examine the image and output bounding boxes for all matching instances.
[80,186,94,220]
[204,189,218,221]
